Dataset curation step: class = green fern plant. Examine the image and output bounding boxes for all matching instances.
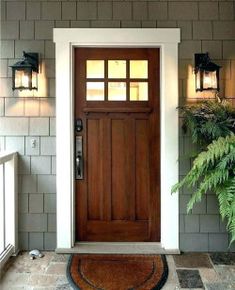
[179,100,235,146]
[172,134,235,245]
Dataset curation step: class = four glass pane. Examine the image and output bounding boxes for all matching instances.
[86,60,148,101]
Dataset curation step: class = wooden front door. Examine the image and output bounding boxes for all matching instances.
[75,48,160,242]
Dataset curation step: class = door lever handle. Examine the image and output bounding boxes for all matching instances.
[76,152,82,177]
[76,136,83,179]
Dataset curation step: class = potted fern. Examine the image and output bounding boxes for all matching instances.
[172,100,235,245]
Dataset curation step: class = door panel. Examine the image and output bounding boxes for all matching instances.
[136,119,150,220]
[75,48,160,242]
[111,119,127,220]
[87,119,102,220]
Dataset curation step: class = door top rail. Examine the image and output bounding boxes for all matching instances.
[0,152,17,165]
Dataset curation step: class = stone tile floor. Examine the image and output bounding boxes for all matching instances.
[0,252,235,289]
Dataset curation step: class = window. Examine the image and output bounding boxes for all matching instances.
[86,60,148,101]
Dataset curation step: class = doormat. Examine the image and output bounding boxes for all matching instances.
[67,254,168,290]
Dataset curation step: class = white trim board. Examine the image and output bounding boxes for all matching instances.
[54,28,180,252]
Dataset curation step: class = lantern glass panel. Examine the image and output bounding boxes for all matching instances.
[195,71,201,91]
[32,71,38,89]
[15,69,31,89]
[203,71,217,90]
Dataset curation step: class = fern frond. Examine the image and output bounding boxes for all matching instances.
[216,179,235,243]
[187,168,229,212]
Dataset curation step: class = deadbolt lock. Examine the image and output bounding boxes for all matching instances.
[75,119,83,132]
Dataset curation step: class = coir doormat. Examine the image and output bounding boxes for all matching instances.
[67,254,168,290]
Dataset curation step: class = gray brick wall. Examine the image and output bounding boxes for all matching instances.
[1,0,235,252]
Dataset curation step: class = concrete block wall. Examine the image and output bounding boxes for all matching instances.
[1,0,235,252]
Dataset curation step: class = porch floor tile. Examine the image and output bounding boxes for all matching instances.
[210,253,235,266]
[173,253,213,268]
[176,269,204,288]
[0,252,235,289]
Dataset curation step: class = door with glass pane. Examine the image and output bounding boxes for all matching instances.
[75,48,160,241]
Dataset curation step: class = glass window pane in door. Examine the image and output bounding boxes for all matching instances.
[86,60,104,78]
[130,82,148,101]
[86,82,104,101]
[130,60,148,79]
[108,82,126,101]
[108,60,126,79]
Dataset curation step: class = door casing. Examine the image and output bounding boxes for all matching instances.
[54,28,180,252]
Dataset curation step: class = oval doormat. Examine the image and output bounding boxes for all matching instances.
[67,254,168,290]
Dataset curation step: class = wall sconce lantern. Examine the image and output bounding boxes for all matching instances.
[10,51,39,91]
[194,53,221,92]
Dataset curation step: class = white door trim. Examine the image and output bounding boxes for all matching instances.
[54,28,180,252]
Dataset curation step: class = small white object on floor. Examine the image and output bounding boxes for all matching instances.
[29,249,44,260]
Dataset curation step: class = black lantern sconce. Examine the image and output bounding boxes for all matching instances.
[194,53,221,92]
[10,51,39,91]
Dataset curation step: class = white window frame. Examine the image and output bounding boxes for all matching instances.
[54,28,180,252]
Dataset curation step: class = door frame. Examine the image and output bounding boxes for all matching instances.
[54,28,180,252]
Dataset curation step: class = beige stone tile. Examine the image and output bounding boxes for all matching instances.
[55,275,73,289]
[214,265,235,282]
[33,288,55,290]
[5,252,54,275]
[0,272,30,287]
[162,283,180,290]
[28,274,62,287]
[199,268,220,284]
[1,286,33,290]
[51,254,69,263]
[45,263,67,275]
